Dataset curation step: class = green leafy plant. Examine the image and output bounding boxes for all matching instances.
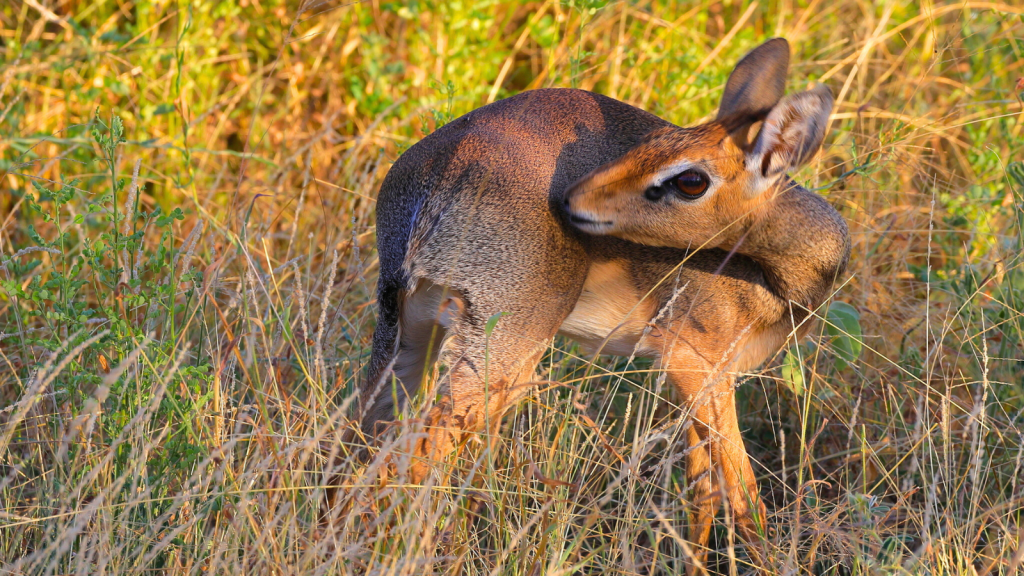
[825,301,863,371]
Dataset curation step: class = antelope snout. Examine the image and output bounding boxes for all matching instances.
[562,187,614,234]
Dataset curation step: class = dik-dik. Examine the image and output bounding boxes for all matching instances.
[361,38,850,561]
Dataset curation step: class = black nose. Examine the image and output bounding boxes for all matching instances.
[563,196,571,207]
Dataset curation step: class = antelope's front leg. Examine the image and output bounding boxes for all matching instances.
[664,350,767,572]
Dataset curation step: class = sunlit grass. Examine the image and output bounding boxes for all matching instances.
[1,0,1023,574]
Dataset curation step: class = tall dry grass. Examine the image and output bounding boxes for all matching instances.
[1,0,1023,573]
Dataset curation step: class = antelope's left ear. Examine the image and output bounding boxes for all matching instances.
[748,84,833,181]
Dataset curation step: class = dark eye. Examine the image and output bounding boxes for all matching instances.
[672,170,709,198]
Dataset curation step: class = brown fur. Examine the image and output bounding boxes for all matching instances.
[357,38,850,571]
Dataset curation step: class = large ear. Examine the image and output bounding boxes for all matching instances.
[717,38,790,126]
[748,84,833,182]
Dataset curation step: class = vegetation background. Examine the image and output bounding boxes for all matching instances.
[1,0,1023,574]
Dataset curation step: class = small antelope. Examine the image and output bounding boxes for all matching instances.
[360,38,850,563]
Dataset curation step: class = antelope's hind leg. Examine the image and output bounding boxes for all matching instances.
[361,280,457,435]
[364,278,565,482]
[407,288,570,483]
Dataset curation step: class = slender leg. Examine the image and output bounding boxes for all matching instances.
[406,336,547,482]
[665,352,766,573]
[684,418,716,574]
[373,279,560,482]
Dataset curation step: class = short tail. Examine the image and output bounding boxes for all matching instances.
[365,278,402,398]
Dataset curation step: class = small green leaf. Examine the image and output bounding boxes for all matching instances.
[484,312,507,337]
[780,346,804,396]
[156,208,184,227]
[804,490,819,510]
[826,301,862,370]
[99,30,131,44]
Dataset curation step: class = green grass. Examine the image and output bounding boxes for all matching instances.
[2,0,1023,573]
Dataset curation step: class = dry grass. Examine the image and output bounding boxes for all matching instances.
[1,0,1023,574]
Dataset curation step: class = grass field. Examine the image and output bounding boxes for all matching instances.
[2,0,1024,574]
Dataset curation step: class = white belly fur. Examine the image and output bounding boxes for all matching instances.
[558,260,658,357]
